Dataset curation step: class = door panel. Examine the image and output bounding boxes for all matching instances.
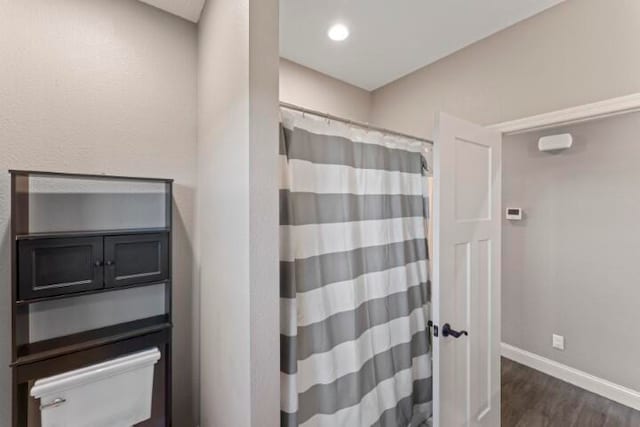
[433,113,501,427]
[472,239,492,421]
[104,233,169,288]
[18,237,104,300]
[454,138,492,222]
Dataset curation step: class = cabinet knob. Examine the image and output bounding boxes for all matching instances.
[94,260,103,267]
[105,260,115,266]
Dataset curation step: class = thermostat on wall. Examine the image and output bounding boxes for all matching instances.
[506,208,522,220]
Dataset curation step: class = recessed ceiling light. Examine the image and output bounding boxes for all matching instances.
[328,24,349,42]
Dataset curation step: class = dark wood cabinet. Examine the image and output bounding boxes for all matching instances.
[17,231,169,300]
[18,236,104,300]
[10,170,173,427]
[104,233,169,288]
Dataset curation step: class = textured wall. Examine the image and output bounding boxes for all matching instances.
[280,58,372,123]
[249,0,280,424]
[503,112,640,391]
[197,0,279,425]
[370,0,640,138]
[0,0,198,424]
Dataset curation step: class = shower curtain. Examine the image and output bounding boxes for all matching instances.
[280,109,433,427]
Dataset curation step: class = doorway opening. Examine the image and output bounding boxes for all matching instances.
[497,106,640,426]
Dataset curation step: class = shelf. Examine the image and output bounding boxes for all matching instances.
[10,169,174,426]
[9,169,174,183]
[16,279,170,306]
[16,227,170,241]
[12,315,171,367]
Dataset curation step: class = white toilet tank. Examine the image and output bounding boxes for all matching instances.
[31,348,161,427]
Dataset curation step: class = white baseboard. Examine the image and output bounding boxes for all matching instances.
[501,343,640,411]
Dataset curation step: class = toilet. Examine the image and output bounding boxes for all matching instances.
[30,348,161,427]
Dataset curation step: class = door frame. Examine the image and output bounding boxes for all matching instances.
[487,91,640,413]
[489,92,640,135]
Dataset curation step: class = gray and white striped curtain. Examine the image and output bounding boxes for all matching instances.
[280,110,432,427]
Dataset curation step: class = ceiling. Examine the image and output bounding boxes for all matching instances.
[138,0,205,23]
[280,0,564,90]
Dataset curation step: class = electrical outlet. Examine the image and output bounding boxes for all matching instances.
[552,334,565,351]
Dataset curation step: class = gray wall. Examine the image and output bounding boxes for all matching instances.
[370,0,640,139]
[502,111,640,391]
[197,0,279,425]
[0,0,198,424]
[280,58,372,123]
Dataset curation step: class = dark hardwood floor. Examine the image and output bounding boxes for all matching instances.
[501,357,640,427]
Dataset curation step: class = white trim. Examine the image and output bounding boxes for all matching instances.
[490,92,640,134]
[501,343,640,411]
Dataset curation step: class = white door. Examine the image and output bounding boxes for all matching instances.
[432,113,502,427]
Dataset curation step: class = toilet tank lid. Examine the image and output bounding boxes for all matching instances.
[31,348,161,399]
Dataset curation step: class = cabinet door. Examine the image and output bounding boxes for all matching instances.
[18,237,104,300]
[104,233,169,288]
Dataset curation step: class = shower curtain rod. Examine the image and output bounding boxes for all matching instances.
[280,101,434,145]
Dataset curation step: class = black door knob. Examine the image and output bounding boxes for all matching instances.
[442,323,468,338]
